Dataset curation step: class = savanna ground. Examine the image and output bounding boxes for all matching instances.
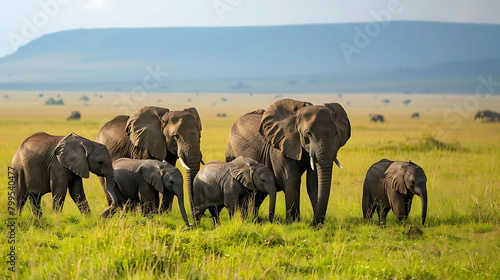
[1,91,499,279]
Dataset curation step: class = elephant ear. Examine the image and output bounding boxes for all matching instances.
[54,133,92,178]
[183,107,202,131]
[324,103,351,149]
[228,156,257,190]
[259,99,312,160]
[126,106,170,160]
[139,162,164,193]
[383,162,409,194]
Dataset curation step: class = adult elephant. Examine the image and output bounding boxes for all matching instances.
[96,106,203,212]
[12,132,115,217]
[225,99,351,224]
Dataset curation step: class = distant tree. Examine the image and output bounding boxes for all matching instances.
[39,93,44,98]
[382,99,391,105]
[403,99,412,106]
[80,95,90,105]
[187,98,192,102]
[221,97,227,102]
[4,95,8,99]
[338,94,343,98]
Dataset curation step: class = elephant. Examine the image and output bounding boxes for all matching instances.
[67,111,81,120]
[192,156,277,225]
[362,159,428,225]
[474,110,500,122]
[12,132,115,217]
[411,112,420,118]
[225,99,351,224]
[370,114,384,123]
[101,158,190,225]
[96,106,203,213]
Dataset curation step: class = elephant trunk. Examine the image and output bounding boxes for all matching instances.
[314,162,333,225]
[179,150,201,213]
[419,187,428,225]
[267,190,277,223]
[104,172,116,205]
[174,188,191,226]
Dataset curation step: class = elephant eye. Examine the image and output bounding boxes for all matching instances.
[98,160,104,165]
[169,180,174,185]
[304,136,310,145]
[411,180,415,185]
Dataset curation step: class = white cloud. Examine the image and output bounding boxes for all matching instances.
[84,0,108,11]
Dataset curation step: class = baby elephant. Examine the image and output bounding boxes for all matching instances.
[193,156,276,225]
[101,158,190,226]
[362,159,428,225]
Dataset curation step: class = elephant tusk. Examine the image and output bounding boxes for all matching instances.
[310,156,315,171]
[179,157,191,170]
[201,159,206,165]
[335,158,343,170]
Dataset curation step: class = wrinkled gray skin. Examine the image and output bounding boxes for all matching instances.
[362,159,428,225]
[370,114,384,123]
[193,156,277,226]
[67,111,81,120]
[101,158,190,225]
[96,106,203,214]
[12,132,114,217]
[226,99,351,224]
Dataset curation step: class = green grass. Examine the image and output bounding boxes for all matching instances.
[1,98,499,279]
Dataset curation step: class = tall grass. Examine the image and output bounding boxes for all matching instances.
[1,101,499,279]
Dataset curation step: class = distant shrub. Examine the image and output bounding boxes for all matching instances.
[368,133,461,152]
[45,97,64,105]
[403,99,411,106]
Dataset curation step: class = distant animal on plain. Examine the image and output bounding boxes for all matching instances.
[67,111,81,120]
[362,159,428,226]
[370,114,384,123]
[474,110,500,122]
[411,112,419,118]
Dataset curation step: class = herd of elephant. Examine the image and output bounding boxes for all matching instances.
[12,98,428,226]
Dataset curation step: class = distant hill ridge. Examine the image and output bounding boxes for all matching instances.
[0,21,499,93]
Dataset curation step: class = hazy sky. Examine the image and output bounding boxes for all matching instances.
[1,0,499,58]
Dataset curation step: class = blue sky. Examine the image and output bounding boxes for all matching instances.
[1,0,499,58]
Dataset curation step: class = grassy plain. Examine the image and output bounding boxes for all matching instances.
[1,91,499,279]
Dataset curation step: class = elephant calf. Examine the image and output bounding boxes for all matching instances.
[362,159,428,225]
[193,156,277,225]
[101,158,190,226]
[12,132,115,217]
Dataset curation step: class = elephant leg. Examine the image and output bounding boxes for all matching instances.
[159,192,174,213]
[283,180,301,222]
[307,168,318,214]
[239,195,251,221]
[50,169,69,213]
[391,198,408,224]
[52,188,67,213]
[193,206,206,224]
[68,179,90,214]
[379,207,391,226]
[405,197,413,217]
[253,191,267,220]
[209,206,221,226]
[29,193,43,218]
